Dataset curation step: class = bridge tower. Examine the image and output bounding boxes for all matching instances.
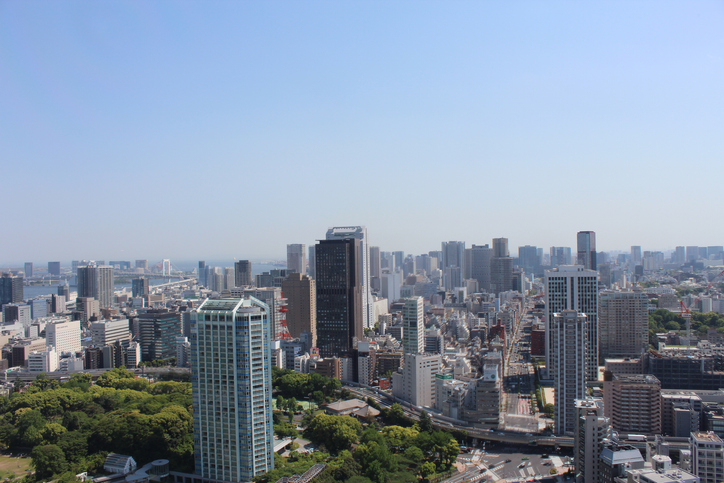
[162,259,171,276]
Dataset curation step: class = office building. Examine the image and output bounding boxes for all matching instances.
[392,353,442,408]
[577,231,597,270]
[369,246,381,279]
[48,262,61,277]
[234,260,253,287]
[12,338,47,367]
[286,244,306,274]
[24,263,33,278]
[198,261,206,287]
[326,226,373,328]
[77,264,114,308]
[631,246,642,266]
[191,297,274,482]
[545,265,599,382]
[90,319,130,347]
[603,374,661,435]
[574,398,610,483]
[233,287,286,342]
[132,277,149,297]
[308,246,316,279]
[136,260,148,270]
[687,246,700,262]
[315,238,363,358]
[550,246,573,267]
[44,318,81,355]
[554,311,589,435]
[690,432,724,483]
[441,241,465,289]
[50,294,66,314]
[3,304,31,325]
[599,290,648,360]
[491,238,512,295]
[75,297,100,324]
[281,273,316,346]
[468,245,492,292]
[599,443,645,483]
[57,283,70,300]
[137,309,182,361]
[518,245,540,277]
[402,297,424,354]
[28,346,58,373]
[1,273,23,307]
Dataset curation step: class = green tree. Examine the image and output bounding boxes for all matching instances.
[420,462,436,479]
[305,414,362,453]
[381,426,418,452]
[31,444,68,479]
[40,422,67,444]
[419,410,433,433]
[404,446,424,461]
[57,431,89,464]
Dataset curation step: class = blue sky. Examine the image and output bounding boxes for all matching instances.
[2,1,723,264]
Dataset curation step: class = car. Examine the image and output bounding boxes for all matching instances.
[505,459,512,463]
[542,454,549,458]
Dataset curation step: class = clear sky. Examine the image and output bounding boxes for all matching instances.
[2,1,723,265]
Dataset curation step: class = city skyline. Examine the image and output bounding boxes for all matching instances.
[2,2,723,263]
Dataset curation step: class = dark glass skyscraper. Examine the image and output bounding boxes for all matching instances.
[235,260,253,287]
[0,273,23,307]
[577,231,597,270]
[315,238,363,358]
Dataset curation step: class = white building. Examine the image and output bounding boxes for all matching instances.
[545,265,599,382]
[690,431,724,483]
[126,341,141,369]
[294,353,311,373]
[574,398,610,483]
[286,244,306,274]
[554,310,589,435]
[45,318,81,355]
[58,354,85,372]
[191,297,274,482]
[326,226,373,328]
[392,353,441,408]
[90,319,131,347]
[402,297,424,354]
[28,346,58,373]
[381,271,402,303]
[176,336,190,367]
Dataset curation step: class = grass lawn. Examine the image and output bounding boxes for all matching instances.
[0,455,32,480]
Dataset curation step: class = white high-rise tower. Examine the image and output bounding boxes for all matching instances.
[544,265,599,382]
[326,226,373,328]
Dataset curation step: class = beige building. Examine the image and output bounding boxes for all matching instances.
[691,431,724,483]
[599,290,649,360]
[281,273,316,346]
[603,373,661,435]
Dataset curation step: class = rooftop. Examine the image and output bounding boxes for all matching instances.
[691,431,723,443]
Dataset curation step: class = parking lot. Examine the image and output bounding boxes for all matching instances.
[480,450,572,481]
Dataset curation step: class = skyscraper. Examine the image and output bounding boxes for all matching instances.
[574,398,611,482]
[137,309,182,361]
[315,238,363,358]
[1,273,24,307]
[577,231,597,270]
[598,290,648,359]
[24,263,33,278]
[630,246,642,266]
[191,297,274,482]
[77,264,114,308]
[308,246,316,279]
[518,245,540,276]
[286,244,306,274]
[544,265,599,382]
[326,226,372,328]
[550,247,572,267]
[48,262,61,277]
[553,310,589,435]
[198,261,206,287]
[369,246,381,279]
[402,297,424,354]
[234,260,253,287]
[132,277,149,297]
[491,238,512,295]
[281,273,316,346]
[469,244,492,292]
[441,241,465,289]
